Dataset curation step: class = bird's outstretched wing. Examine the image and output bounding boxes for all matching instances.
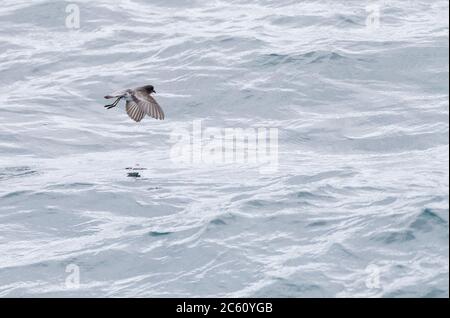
[126,100,146,122]
[132,89,165,120]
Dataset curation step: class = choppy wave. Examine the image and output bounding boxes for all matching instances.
[0,0,448,297]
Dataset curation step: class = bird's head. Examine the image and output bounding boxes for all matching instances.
[144,85,156,94]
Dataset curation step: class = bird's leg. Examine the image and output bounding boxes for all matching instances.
[105,97,121,109]
[104,97,122,109]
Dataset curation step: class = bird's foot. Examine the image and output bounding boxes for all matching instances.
[104,97,122,109]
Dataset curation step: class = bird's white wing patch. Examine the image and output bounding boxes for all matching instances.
[126,101,146,122]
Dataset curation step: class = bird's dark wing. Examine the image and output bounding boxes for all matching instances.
[126,100,146,122]
[132,90,165,120]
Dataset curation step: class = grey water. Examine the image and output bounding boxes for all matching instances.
[0,0,448,297]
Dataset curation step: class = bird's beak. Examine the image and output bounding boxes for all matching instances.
[152,89,156,94]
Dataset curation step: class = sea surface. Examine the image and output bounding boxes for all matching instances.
[0,0,448,297]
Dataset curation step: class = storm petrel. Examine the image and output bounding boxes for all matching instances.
[104,85,165,122]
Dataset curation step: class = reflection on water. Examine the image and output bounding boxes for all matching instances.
[125,165,146,178]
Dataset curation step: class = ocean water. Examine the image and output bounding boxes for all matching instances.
[0,0,448,298]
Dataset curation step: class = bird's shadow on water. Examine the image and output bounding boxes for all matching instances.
[125,165,147,179]
[121,165,163,190]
